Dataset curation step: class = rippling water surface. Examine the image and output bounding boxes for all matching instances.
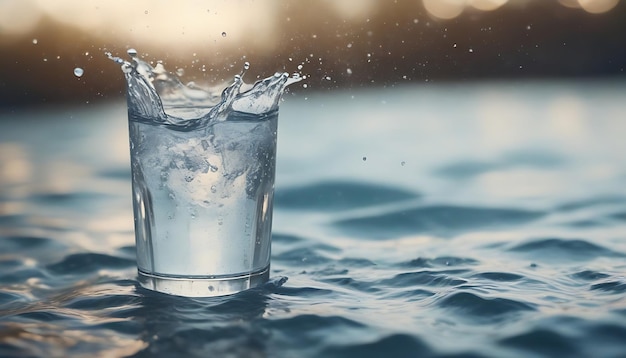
[1,81,625,357]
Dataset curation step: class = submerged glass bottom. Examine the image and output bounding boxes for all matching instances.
[137,265,270,297]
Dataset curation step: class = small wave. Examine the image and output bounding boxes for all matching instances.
[499,329,577,357]
[439,291,536,319]
[435,150,564,180]
[274,248,332,266]
[401,256,480,268]
[320,277,380,294]
[98,167,131,180]
[46,253,135,275]
[435,160,497,179]
[565,219,604,228]
[321,333,432,358]
[382,271,467,288]
[272,233,307,244]
[610,211,626,221]
[555,196,626,212]
[274,180,419,211]
[0,236,66,251]
[570,270,611,281]
[590,281,626,294]
[472,272,524,282]
[333,205,544,239]
[507,238,625,262]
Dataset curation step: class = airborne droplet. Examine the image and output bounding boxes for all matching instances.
[221,32,227,37]
[73,67,84,77]
[127,48,138,57]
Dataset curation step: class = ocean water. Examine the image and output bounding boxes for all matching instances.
[1,80,625,357]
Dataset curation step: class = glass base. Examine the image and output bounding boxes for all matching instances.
[137,266,270,297]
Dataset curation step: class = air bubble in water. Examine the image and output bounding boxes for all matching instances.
[73,68,84,77]
[401,161,406,166]
[127,48,138,57]
[362,156,367,161]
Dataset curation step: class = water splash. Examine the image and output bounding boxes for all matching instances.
[106,49,301,130]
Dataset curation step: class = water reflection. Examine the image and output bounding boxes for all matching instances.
[130,286,273,357]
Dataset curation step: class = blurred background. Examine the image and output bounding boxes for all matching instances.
[0,0,625,109]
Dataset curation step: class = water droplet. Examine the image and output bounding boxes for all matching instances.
[127,48,138,58]
[526,25,531,30]
[32,39,38,45]
[362,156,367,161]
[297,64,303,70]
[302,84,308,89]
[144,10,148,14]
[73,67,84,77]
[221,31,227,37]
[453,43,457,48]
[176,68,184,76]
[218,217,223,225]
[469,48,474,53]
[401,161,406,166]
[243,61,250,70]
[209,165,218,172]
[346,68,353,75]
[210,185,217,193]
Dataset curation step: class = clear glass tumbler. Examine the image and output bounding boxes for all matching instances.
[113,50,292,297]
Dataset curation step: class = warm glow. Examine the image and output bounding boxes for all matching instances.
[422,0,466,20]
[469,0,509,11]
[322,0,378,20]
[0,0,42,35]
[578,0,619,13]
[558,0,582,8]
